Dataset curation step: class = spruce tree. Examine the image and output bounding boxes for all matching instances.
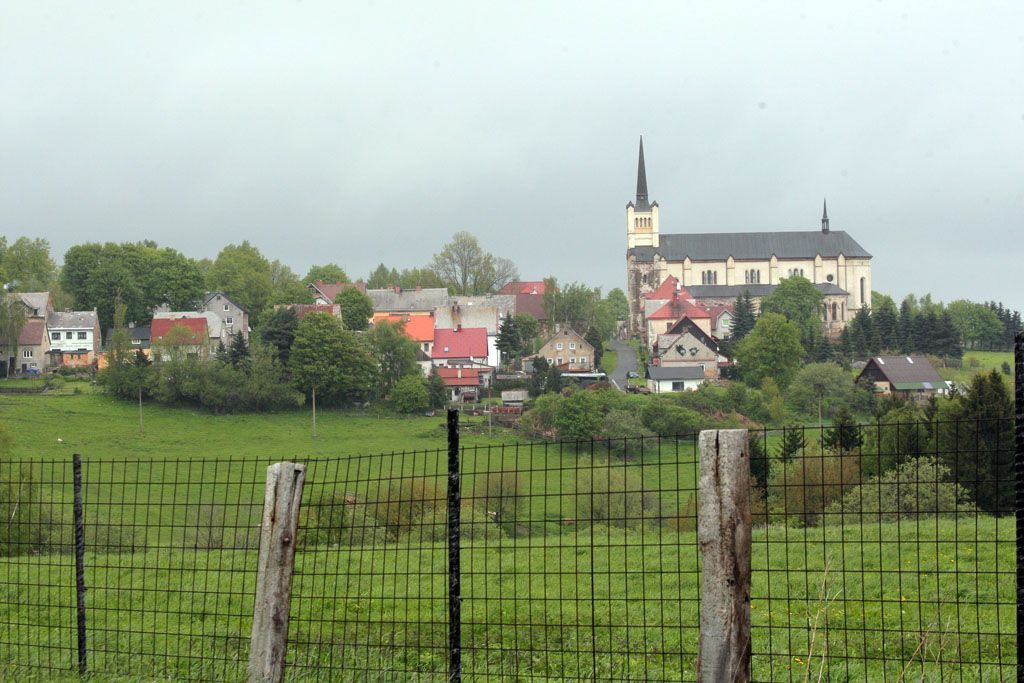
[823,405,863,453]
[777,425,807,462]
[227,331,250,370]
[731,290,756,341]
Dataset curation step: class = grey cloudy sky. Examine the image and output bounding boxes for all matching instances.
[2,2,1023,308]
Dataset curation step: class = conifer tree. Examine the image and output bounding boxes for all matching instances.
[731,290,757,341]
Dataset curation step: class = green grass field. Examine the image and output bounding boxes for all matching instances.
[0,390,1017,680]
[937,350,1013,388]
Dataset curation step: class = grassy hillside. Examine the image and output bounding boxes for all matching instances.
[937,350,1013,387]
[0,517,1013,681]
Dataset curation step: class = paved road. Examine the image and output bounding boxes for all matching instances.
[607,338,638,391]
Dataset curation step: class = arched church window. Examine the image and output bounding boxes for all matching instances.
[832,302,838,320]
[713,271,718,284]
[860,278,866,306]
[634,218,639,228]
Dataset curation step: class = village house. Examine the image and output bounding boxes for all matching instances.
[433,295,515,368]
[534,328,595,371]
[498,280,547,323]
[646,316,728,392]
[308,279,366,305]
[199,292,249,341]
[857,356,949,403]
[150,317,213,361]
[277,303,343,321]
[46,310,101,367]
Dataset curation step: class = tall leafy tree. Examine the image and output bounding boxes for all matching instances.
[787,362,866,423]
[366,263,400,289]
[304,263,349,284]
[946,300,1003,351]
[430,231,518,295]
[584,326,604,368]
[290,312,377,407]
[734,312,804,389]
[337,287,373,331]
[269,260,313,305]
[1,237,56,291]
[368,320,420,398]
[759,276,824,351]
[259,306,300,365]
[604,288,629,321]
[542,277,601,332]
[207,241,274,323]
[0,295,28,377]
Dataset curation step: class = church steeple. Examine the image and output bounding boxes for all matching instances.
[821,198,830,234]
[635,136,650,210]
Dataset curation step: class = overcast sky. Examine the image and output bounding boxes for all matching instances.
[2,2,1022,309]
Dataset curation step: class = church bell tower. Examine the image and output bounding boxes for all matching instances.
[626,136,660,249]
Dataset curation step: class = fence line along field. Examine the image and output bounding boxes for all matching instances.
[0,387,1018,680]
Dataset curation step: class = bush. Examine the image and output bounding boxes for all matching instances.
[0,464,59,557]
[641,399,703,437]
[304,494,389,547]
[184,502,258,550]
[825,457,976,522]
[470,469,524,532]
[404,505,504,543]
[598,409,655,458]
[663,493,698,533]
[574,465,659,529]
[391,375,430,414]
[374,477,445,539]
[767,447,861,527]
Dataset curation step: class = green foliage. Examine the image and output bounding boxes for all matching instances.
[62,241,205,331]
[640,398,703,436]
[496,313,523,364]
[574,465,659,529]
[759,276,823,349]
[749,432,769,492]
[513,313,539,348]
[369,320,420,397]
[304,496,389,547]
[777,425,806,463]
[598,409,654,458]
[863,404,927,477]
[731,290,757,341]
[258,306,299,365]
[426,369,448,408]
[471,469,525,532]
[1,236,56,291]
[430,231,518,295]
[934,370,1014,513]
[268,260,313,306]
[823,405,863,453]
[391,375,430,414]
[374,477,445,539]
[734,312,805,389]
[226,331,250,370]
[0,294,28,377]
[337,286,373,331]
[554,389,604,441]
[290,312,377,406]
[767,447,861,527]
[542,277,603,332]
[304,263,349,285]
[826,458,976,522]
[786,362,867,422]
[604,288,629,321]
[946,300,1004,351]
[584,327,604,368]
[207,241,274,323]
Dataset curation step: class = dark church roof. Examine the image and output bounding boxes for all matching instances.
[633,136,651,211]
[629,230,871,262]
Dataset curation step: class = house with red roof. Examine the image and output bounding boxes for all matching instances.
[435,366,486,402]
[498,280,547,322]
[308,279,366,305]
[648,317,729,391]
[431,327,489,367]
[645,293,712,342]
[150,317,212,360]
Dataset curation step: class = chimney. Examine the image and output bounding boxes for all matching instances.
[456,324,462,332]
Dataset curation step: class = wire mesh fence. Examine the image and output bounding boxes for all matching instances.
[0,416,1019,681]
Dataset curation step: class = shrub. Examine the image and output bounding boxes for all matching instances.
[470,469,524,532]
[767,447,861,527]
[391,375,430,414]
[374,477,445,539]
[825,457,976,522]
[640,399,703,437]
[404,505,504,543]
[0,464,59,556]
[304,494,389,547]
[663,493,698,533]
[574,465,659,530]
[598,409,655,458]
[184,502,259,550]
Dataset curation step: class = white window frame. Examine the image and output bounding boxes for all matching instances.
[223,304,230,312]
[226,317,234,325]
[23,349,33,358]
[579,356,587,364]
[65,331,73,340]
[77,331,87,340]
[556,357,563,365]
[569,357,576,364]
[569,342,576,350]
[555,342,563,350]
[51,332,60,340]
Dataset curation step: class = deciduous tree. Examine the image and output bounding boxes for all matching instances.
[734,313,804,389]
[337,286,373,331]
[430,232,518,295]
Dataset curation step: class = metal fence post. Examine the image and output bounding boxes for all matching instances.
[446,409,462,683]
[697,429,751,683]
[1014,332,1023,683]
[72,454,87,676]
[248,462,307,683]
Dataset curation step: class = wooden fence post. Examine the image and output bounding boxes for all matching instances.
[248,462,307,683]
[698,429,751,682]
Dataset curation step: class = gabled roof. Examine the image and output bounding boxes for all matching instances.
[499,280,546,296]
[308,280,353,304]
[18,319,46,346]
[13,292,51,317]
[706,304,735,322]
[644,275,692,301]
[151,317,208,343]
[373,314,435,343]
[432,327,488,359]
[629,230,871,262]
[858,356,944,386]
[105,326,151,343]
[660,317,721,353]
[48,310,98,330]
[646,364,705,381]
[203,291,245,312]
[436,366,485,387]
[648,296,711,321]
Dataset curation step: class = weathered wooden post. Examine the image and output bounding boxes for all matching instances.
[698,429,751,683]
[248,462,307,683]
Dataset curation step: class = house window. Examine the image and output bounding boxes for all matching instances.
[77,331,87,340]
[579,356,587,364]
[556,343,563,350]
[131,339,141,345]
[569,357,576,364]
[226,317,233,325]
[556,357,563,365]
[569,342,576,350]
[65,331,73,339]
[23,349,32,358]
[671,381,686,391]
[224,304,230,312]
[51,332,60,341]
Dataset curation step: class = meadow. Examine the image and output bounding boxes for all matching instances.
[0,385,1018,681]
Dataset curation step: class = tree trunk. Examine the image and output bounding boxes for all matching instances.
[311,385,317,439]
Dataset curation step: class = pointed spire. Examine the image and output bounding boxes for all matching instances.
[635,136,650,210]
[821,198,830,234]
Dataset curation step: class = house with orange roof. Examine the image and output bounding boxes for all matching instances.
[372,313,436,355]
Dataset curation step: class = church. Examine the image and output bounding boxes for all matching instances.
[625,138,873,341]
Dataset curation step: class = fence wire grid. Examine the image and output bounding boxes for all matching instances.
[0,416,1018,681]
